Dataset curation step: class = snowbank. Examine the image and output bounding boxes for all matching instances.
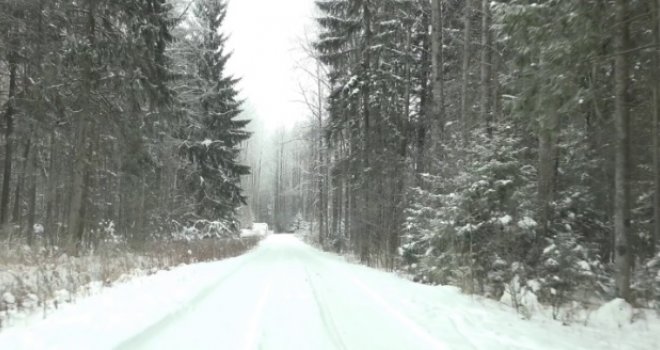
[588,298,635,328]
[498,276,657,331]
[0,238,261,330]
[0,255,253,349]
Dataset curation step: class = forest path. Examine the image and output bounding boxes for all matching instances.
[116,234,450,350]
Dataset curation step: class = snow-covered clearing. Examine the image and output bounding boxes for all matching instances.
[0,234,658,350]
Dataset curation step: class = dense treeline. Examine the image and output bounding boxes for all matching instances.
[306,0,660,308]
[0,0,249,252]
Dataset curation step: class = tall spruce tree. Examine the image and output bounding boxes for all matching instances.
[178,0,250,230]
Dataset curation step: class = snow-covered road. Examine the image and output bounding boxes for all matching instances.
[117,235,448,350]
[1,234,657,349]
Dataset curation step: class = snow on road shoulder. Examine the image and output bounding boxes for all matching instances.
[300,238,660,350]
[0,251,255,350]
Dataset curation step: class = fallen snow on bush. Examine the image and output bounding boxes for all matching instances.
[588,298,635,329]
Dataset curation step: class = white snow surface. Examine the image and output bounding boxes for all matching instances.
[0,234,658,350]
[589,298,635,329]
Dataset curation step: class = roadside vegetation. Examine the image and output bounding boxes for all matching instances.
[0,235,261,329]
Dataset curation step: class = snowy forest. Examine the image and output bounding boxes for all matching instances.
[2,0,660,335]
[241,0,660,311]
[0,0,250,249]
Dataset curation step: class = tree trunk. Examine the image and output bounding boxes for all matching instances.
[344,172,351,247]
[68,118,88,251]
[480,0,492,136]
[460,0,472,143]
[13,138,32,224]
[415,6,431,182]
[344,131,352,249]
[68,0,96,252]
[274,130,285,232]
[137,177,147,241]
[316,62,327,245]
[361,0,373,263]
[317,134,325,243]
[653,0,660,254]
[613,0,631,301]
[431,0,445,145]
[45,132,57,245]
[26,144,37,246]
[1,51,17,226]
[537,106,559,241]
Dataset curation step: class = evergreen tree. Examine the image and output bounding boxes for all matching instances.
[310,0,660,310]
[176,0,250,231]
[0,0,251,247]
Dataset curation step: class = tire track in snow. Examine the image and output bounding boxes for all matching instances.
[300,246,451,350]
[304,242,480,350]
[304,266,347,350]
[347,274,450,350]
[115,250,263,350]
[242,276,274,350]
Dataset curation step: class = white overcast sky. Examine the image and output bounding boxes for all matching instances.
[224,0,318,131]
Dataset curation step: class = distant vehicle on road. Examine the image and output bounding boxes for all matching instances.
[241,223,270,238]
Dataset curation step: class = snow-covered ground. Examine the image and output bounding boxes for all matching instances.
[0,234,658,349]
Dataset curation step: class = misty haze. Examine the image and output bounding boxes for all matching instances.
[0,0,659,349]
